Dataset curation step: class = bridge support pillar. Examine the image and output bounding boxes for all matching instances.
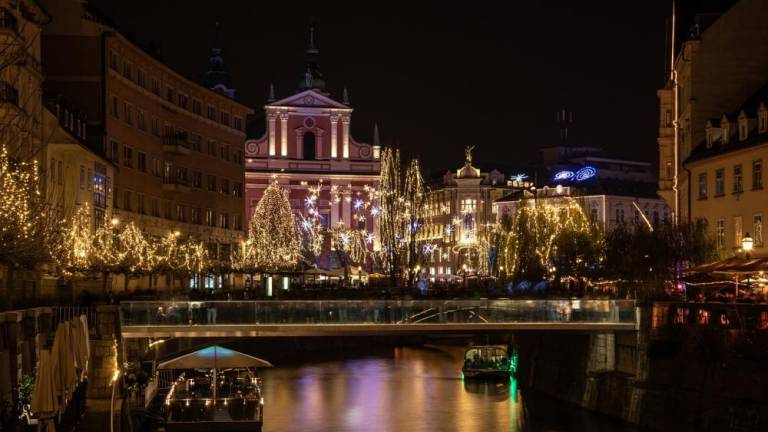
[582,332,616,410]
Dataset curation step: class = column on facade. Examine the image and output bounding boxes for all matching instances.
[342,115,350,159]
[280,113,289,157]
[342,189,352,228]
[330,114,338,159]
[268,113,277,156]
[330,182,340,226]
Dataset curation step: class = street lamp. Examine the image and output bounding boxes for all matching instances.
[742,233,754,258]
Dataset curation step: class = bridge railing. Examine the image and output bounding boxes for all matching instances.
[119,300,637,327]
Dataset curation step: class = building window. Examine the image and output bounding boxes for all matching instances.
[734,216,743,247]
[219,213,229,229]
[110,95,119,118]
[109,50,118,70]
[110,140,119,164]
[207,140,216,156]
[233,215,242,230]
[152,158,162,177]
[205,209,215,227]
[137,110,146,131]
[190,134,202,152]
[207,105,217,121]
[221,144,230,161]
[234,116,243,131]
[122,61,132,80]
[178,93,188,109]
[137,193,145,214]
[303,132,316,160]
[151,77,160,95]
[698,172,707,199]
[164,200,172,219]
[233,182,243,197]
[206,175,216,192]
[137,68,146,88]
[123,146,133,168]
[151,117,160,136]
[220,178,229,195]
[754,214,764,248]
[94,174,107,209]
[753,160,763,190]
[733,164,743,193]
[716,218,725,250]
[191,207,201,224]
[151,198,160,217]
[615,208,625,224]
[220,111,229,126]
[715,168,725,196]
[79,165,85,189]
[123,102,133,125]
[192,99,202,115]
[590,208,598,223]
[193,171,202,188]
[166,86,175,103]
[123,190,132,211]
[176,204,186,222]
[137,152,147,172]
[760,110,768,133]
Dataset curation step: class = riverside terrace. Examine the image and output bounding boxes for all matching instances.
[118,300,639,338]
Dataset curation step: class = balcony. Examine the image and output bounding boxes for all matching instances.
[162,176,190,194]
[162,134,190,155]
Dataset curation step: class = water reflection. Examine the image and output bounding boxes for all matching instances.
[260,346,636,432]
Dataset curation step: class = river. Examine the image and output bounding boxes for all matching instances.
[257,345,638,432]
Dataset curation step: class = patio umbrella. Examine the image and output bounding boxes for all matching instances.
[51,322,77,406]
[31,350,58,432]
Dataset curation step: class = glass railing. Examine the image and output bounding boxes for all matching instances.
[120,300,637,327]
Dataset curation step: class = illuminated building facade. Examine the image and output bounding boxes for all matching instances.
[658,0,768,222]
[41,0,253,289]
[244,34,381,268]
[684,82,768,256]
[420,148,514,278]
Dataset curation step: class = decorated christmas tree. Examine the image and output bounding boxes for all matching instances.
[247,182,301,272]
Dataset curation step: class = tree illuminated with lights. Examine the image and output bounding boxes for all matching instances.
[247,182,301,272]
[376,147,426,287]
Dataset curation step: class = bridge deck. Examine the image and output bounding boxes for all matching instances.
[119,300,638,338]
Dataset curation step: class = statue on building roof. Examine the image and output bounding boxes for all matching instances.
[465,145,475,164]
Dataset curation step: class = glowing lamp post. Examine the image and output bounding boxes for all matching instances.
[742,233,754,258]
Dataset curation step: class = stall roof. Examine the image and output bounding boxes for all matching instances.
[687,257,768,274]
[157,345,273,370]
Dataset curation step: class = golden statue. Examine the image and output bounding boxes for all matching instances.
[464,145,475,164]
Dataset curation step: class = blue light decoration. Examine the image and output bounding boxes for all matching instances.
[510,173,529,183]
[552,170,575,182]
[552,166,597,183]
[574,166,597,181]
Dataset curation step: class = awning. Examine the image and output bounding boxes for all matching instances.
[687,257,768,274]
[157,345,273,370]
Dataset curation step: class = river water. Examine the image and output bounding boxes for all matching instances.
[258,345,637,432]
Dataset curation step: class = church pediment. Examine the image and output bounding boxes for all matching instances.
[268,90,350,110]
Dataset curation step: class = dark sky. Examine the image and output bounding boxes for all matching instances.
[89,0,673,174]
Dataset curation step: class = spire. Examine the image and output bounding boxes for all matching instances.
[342,87,349,105]
[373,123,381,147]
[297,23,327,94]
[204,21,235,98]
[268,83,276,102]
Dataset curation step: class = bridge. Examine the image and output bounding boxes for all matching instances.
[119,299,639,338]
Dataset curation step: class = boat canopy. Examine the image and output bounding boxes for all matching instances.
[157,345,273,370]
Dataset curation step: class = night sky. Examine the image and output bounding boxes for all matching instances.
[89,1,674,175]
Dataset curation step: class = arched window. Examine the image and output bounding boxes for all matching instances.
[303,131,316,160]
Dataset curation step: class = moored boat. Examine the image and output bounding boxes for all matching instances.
[461,345,515,379]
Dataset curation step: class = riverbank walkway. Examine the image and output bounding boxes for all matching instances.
[119,300,639,338]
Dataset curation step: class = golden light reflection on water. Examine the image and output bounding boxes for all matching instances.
[259,346,633,432]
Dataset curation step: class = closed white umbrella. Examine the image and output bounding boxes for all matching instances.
[31,350,58,432]
[51,323,77,406]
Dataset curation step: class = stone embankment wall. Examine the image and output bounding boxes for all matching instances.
[517,304,768,432]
